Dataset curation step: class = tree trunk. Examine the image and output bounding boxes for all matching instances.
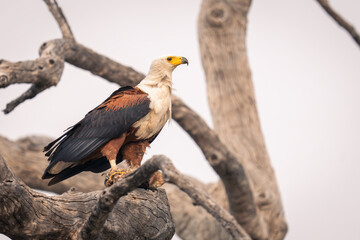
[198,0,287,239]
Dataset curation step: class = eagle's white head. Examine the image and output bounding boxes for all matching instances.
[139,56,188,88]
[149,56,188,73]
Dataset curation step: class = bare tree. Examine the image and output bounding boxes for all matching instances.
[1,0,357,239]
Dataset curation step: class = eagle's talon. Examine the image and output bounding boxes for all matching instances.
[104,169,132,187]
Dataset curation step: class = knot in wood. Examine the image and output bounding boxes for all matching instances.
[0,75,8,86]
[40,42,47,52]
[257,191,272,208]
[206,2,230,27]
[208,151,222,166]
[103,195,114,205]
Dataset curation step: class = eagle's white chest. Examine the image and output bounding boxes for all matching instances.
[133,84,171,139]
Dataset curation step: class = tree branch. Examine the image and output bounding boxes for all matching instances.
[44,0,75,40]
[61,40,144,86]
[316,0,360,47]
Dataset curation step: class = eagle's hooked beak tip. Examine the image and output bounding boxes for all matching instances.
[181,57,189,66]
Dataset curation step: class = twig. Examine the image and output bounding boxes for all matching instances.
[316,0,360,47]
[4,85,47,114]
[44,0,75,40]
[80,155,251,240]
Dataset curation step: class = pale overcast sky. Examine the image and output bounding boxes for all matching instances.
[0,1,359,240]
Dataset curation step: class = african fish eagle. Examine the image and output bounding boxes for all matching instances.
[42,56,188,186]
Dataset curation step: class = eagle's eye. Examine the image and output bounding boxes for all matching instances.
[167,57,172,61]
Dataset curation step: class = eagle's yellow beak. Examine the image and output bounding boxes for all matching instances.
[167,56,189,66]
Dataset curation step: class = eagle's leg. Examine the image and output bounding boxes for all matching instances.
[122,141,164,188]
[101,135,130,187]
[122,141,149,169]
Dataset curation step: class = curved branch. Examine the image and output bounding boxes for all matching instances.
[316,0,360,47]
[44,0,75,40]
